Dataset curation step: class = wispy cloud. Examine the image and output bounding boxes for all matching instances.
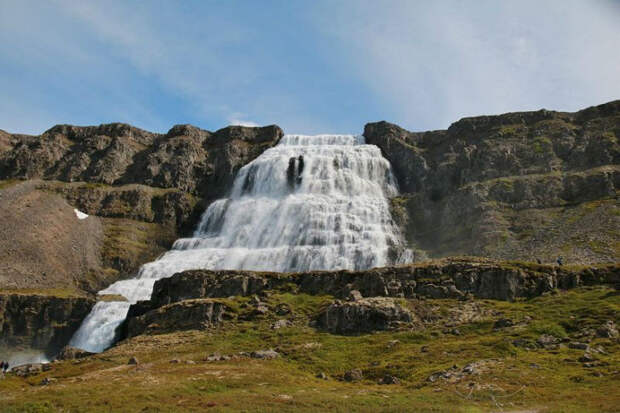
[0,1,618,135]
[310,0,620,130]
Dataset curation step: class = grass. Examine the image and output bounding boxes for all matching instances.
[0,288,87,299]
[0,179,23,190]
[1,286,618,412]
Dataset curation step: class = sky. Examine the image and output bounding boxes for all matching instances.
[1,0,619,135]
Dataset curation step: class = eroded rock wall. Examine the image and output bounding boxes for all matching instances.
[0,293,94,355]
[364,100,620,263]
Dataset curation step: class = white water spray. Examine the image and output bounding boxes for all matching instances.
[70,134,411,352]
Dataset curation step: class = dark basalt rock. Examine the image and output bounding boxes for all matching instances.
[128,259,618,322]
[364,100,620,264]
[120,259,618,338]
[0,293,95,357]
[0,123,283,202]
[316,297,413,334]
[125,299,232,337]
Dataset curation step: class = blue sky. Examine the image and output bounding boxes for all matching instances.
[1,0,619,135]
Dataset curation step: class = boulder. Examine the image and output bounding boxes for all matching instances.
[56,346,95,361]
[596,320,618,338]
[10,363,50,377]
[271,319,291,330]
[493,318,514,329]
[317,297,413,334]
[249,349,280,360]
[379,374,400,385]
[343,369,363,382]
[126,299,231,337]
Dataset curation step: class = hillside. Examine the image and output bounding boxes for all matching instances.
[365,100,619,264]
[0,124,283,293]
[1,260,618,412]
[0,102,618,412]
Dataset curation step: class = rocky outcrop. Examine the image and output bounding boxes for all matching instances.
[125,299,231,338]
[0,123,283,202]
[126,258,619,324]
[365,100,620,263]
[316,297,412,334]
[0,292,94,355]
[55,345,95,360]
[36,181,199,232]
[0,123,283,292]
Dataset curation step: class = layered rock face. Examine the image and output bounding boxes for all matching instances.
[126,299,231,338]
[0,123,283,202]
[121,258,618,338]
[364,100,619,263]
[316,297,413,334]
[0,123,283,292]
[0,292,94,355]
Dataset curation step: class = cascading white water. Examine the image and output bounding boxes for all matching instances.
[70,134,411,352]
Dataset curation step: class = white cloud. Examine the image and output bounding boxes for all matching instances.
[310,0,620,130]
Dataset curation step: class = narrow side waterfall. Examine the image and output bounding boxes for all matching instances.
[70,134,412,352]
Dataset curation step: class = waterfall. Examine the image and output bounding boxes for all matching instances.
[69,134,412,352]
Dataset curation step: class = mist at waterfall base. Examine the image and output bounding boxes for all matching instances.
[0,348,49,370]
[70,134,413,353]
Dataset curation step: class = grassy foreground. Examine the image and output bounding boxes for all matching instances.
[1,286,618,413]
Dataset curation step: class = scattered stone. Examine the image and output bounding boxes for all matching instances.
[596,320,618,338]
[204,352,231,362]
[578,353,596,363]
[569,342,589,350]
[462,363,476,374]
[537,334,560,348]
[10,363,48,377]
[39,377,56,386]
[271,319,291,330]
[169,359,180,364]
[299,342,322,350]
[56,346,95,361]
[343,369,363,382]
[420,346,429,353]
[250,295,262,306]
[186,360,196,364]
[379,374,400,385]
[387,340,400,349]
[347,290,363,302]
[250,349,280,360]
[274,303,291,316]
[316,372,328,380]
[128,357,139,365]
[493,318,514,329]
[512,338,534,349]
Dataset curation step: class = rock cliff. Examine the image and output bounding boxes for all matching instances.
[364,100,619,263]
[121,258,618,338]
[0,124,283,292]
[0,291,94,355]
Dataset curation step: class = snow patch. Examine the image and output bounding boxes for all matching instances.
[74,208,89,220]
